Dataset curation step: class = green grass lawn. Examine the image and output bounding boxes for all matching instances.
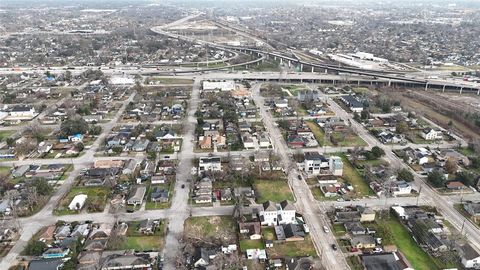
[352,87,370,94]
[339,155,374,197]
[347,255,364,270]
[126,220,165,236]
[0,131,14,142]
[0,166,11,175]
[332,223,347,237]
[251,61,281,72]
[331,131,367,147]
[310,187,325,201]
[253,179,294,203]
[145,183,173,210]
[406,132,436,144]
[262,227,276,241]
[55,186,109,215]
[306,121,332,146]
[457,147,475,157]
[240,239,265,252]
[149,77,193,84]
[454,204,480,226]
[267,235,317,259]
[184,216,237,243]
[376,215,448,270]
[119,236,164,251]
[283,85,308,97]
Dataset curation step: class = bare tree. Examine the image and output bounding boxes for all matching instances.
[15,138,37,157]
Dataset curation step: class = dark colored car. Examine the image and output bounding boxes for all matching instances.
[297,175,302,180]
[331,244,338,251]
[181,184,185,189]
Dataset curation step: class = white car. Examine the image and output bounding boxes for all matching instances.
[323,226,330,233]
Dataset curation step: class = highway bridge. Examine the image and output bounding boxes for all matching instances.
[150,26,480,93]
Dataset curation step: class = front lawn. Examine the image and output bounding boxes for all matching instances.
[145,183,173,210]
[253,179,294,203]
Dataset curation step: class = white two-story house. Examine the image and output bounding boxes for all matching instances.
[259,200,296,226]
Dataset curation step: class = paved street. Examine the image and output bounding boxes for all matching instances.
[0,74,478,269]
[318,84,480,251]
[251,82,351,270]
[162,78,201,270]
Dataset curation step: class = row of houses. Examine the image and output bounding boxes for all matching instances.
[28,220,160,270]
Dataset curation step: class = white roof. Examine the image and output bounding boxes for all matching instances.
[246,249,266,260]
[69,194,88,210]
[391,206,405,217]
[109,76,134,85]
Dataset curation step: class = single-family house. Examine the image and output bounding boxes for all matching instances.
[351,235,376,249]
[127,186,147,205]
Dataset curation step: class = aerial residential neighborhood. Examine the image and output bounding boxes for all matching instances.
[1,0,480,270]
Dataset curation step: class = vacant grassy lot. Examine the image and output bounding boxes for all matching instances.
[55,186,109,215]
[267,235,317,258]
[240,239,265,252]
[283,84,308,96]
[340,155,374,197]
[262,227,276,241]
[331,131,367,147]
[253,179,294,203]
[184,216,237,243]
[0,131,14,142]
[306,121,331,146]
[149,77,193,84]
[122,236,163,251]
[332,223,347,237]
[0,166,10,176]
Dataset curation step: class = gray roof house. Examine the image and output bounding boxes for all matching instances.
[127,186,147,205]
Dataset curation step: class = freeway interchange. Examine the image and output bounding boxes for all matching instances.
[1,14,480,270]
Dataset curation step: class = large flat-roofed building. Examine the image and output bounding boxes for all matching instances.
[202,80,235,92]
[340,95,364,113]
